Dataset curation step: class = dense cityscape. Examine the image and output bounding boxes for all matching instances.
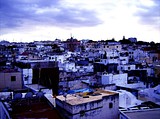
[0,0,160,118]
[0,37,160,119]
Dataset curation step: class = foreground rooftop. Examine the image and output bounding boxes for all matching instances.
[10,98,62,119]
[0,91,62,119]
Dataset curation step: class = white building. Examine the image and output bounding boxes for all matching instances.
[56,90,119,119]
[76,65,93,72]
[119,56,129,65]
[133,49,149,62]
[47,55,65,63]
[103,44,122,51]
[100,58,119,65]
[0,71,22,90]
[22,69,33,84]
[99,50,129,65]
[118,64,136,71]
[117,90,142,108]
[17,55,28,60]
[62,62,77,72]
[101,73,128,86]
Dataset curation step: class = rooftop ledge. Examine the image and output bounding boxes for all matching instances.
[56,90,118,105]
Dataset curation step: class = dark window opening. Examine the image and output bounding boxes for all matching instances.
[109,102,113,108]
[80,110,85,117]
[11,76,16,81]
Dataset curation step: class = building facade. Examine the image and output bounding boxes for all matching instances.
[56,90,119,119]
[0,70,22,90]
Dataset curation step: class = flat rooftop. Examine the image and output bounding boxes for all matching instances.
[117,82,146,90]
[56,90,117,105]
[0,69,20,73]
[124,109,160,119]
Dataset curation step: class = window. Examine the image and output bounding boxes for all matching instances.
[11,76,16,81]
[80,110,85,117]
[109,102,113,108]
[128,67,130,70]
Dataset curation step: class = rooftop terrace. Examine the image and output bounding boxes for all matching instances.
[56,90,117,105]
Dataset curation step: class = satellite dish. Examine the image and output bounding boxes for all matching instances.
[36,92,44,98]
[14,93,22,100]
[25,92,33,99]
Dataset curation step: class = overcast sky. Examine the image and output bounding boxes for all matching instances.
[0,0,160,42]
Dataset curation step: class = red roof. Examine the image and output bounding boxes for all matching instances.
[21,51,29,56]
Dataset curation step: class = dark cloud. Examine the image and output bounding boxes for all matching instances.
[0,0,102,30]
[135,0,160,29]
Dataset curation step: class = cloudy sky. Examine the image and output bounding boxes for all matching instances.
[0,0,160,42]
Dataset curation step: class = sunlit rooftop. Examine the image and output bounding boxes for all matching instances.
[56,90,118,105]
